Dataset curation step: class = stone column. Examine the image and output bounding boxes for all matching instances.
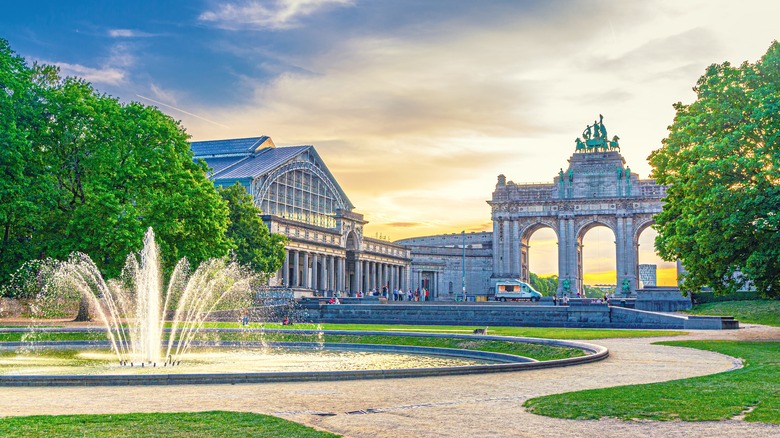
[557,216,577,296]
[363,261,368,291]
[502,220,511,275]
[283,250,290,287]
[520,242,530,283]
[354,258,362,293]
[292,250,300,288]
[311,253,318,291]
[492,219,500,276]
[336,257,347,292]
[328,255,335,292]
[511,220,521,278]
[302,252,309,289]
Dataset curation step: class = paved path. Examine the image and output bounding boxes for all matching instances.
[1,324,779,437]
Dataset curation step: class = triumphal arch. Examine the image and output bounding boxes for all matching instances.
[488,116,666,295]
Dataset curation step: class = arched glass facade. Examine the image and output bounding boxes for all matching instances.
[260,167,340,228]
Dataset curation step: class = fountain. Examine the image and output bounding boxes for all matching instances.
[0,228,609,386]
[47,227,255,367]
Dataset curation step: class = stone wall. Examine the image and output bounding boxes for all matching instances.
[298,302,736,329]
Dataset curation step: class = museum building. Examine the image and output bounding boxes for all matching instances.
[190,136,411,297]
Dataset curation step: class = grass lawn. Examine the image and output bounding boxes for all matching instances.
[524,340,780,423]
[194,322,686,340]
[0,411,339,437]
[0,331,583,362]
[686,300,780,327]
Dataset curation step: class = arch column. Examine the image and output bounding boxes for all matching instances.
[616,216,638,296]
[492,220,501,276]
[557,217,577,296]
[511,220,521,278]
[520,241,529,283]
[502,221,511,275]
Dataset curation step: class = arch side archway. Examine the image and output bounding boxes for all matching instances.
[519,221,559,286]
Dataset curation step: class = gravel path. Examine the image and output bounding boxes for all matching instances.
[1,324,779,437]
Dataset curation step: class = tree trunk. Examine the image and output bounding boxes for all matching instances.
[74,295,93,322]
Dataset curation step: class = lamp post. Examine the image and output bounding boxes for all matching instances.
[461,230,466,302]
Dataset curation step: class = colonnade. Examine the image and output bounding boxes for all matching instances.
[352,258,408,294]
[280,249,408,295]
[281,249,346,293]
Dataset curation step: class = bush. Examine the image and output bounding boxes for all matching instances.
[691,291,761,304]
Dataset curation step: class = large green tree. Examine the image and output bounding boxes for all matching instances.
[218,184,286,275]
[1,38,234,283]
[0,39,52,281]
[649,42,780,297]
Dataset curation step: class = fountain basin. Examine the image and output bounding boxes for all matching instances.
[0,330,608,386]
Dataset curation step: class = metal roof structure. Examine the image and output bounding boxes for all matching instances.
[191,136,272,158]
[190,135,354,210]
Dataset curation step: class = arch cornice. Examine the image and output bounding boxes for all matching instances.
[519,219,559,241]
[575,216,617,239]
[632,214,657,241]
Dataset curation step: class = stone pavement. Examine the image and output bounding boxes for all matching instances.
[1,324,779,437]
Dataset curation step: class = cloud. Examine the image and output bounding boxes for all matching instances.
[108,29,158,38]
[384,222,424,228]
[51,62,126,85]
[199,0,355,30]
[45,43,136,86]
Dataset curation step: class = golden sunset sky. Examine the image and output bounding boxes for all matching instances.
[6,0,778,286]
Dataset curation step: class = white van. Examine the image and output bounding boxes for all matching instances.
[493,280,542,302]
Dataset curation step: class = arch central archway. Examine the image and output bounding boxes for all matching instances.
[578,223,616,297]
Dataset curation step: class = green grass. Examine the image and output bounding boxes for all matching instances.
[191,322,686,340]
[524,340,780,423]
[0,331,106,342]
[686,300,780,327]
[0,411,339,437]
[225,332,584,361]
[1,331,583,362]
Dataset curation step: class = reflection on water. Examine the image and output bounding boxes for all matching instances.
[0,348,485,376]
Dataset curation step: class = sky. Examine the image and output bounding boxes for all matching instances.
[4,0,779,285]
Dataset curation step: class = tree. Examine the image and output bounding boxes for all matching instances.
[0,39,53,283]
[529,272,558,295]
[648,41,780,297]
[0,38,234,287]
[219,184,286,275]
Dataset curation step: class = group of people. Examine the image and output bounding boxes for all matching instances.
[340,286,430,302]
[551,292,616,306]
[392,288,428,301]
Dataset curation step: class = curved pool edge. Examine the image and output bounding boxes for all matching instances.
[0,331,608,387]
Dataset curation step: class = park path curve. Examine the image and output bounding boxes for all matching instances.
[1,324,779,437]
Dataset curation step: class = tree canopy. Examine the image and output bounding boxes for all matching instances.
[648,41,780,297]
[219,184,286,276]
[1,38,283,287]
[529,273,558,295]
